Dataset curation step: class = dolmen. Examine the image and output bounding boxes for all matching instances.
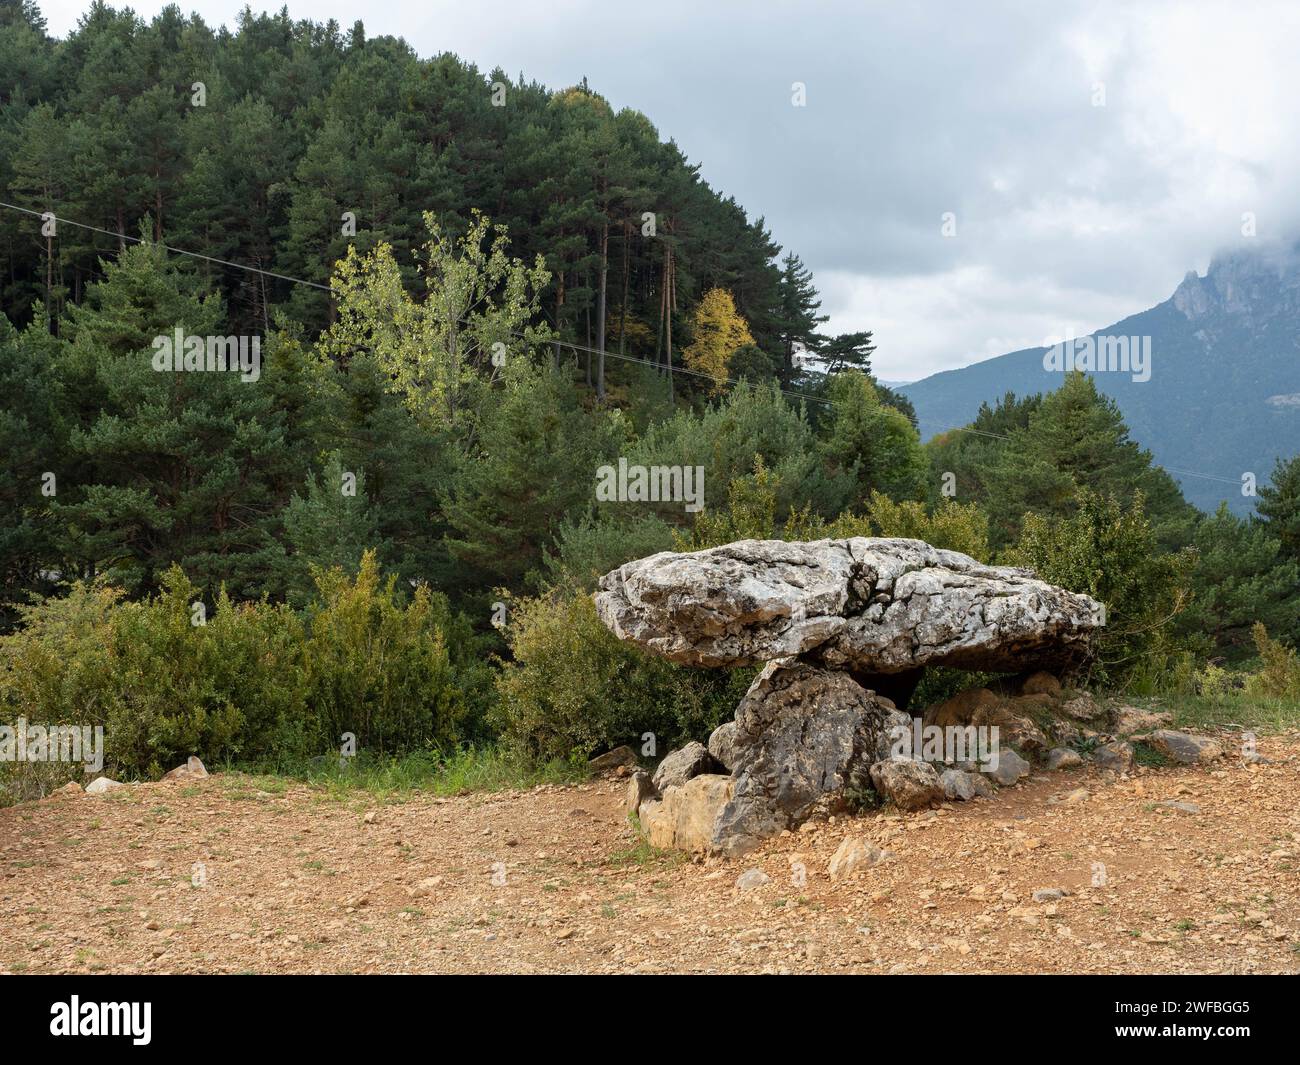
[594,537,1105,855]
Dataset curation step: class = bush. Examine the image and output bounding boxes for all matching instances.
[828,491,991,561]
[1003,490,1195,686]
[493,590,753,761]
[0,551,482,797]
[303,552,468,754]
[0,569,309,793]
[1245,623,1300,699]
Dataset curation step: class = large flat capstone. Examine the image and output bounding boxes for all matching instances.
[595,537,1103,675]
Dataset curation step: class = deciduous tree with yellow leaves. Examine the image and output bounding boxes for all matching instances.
[683,287,754,392]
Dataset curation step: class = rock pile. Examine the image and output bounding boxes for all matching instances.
[595,537,1111,854]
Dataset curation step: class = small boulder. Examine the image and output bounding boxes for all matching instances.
[868,758,943,810]
[639,774,735,853]
[1113,706,1172,735]
[1044,747,1082,771]
[1020,670,1062,697]
[624,770,656,816]
[1093,740,1134,772]
[163,755,208,782]
[983,748,1030,786]
[923,687,999,728]
[938,767,981,802]
[977,703,1049,752]
[84,776,123,795]
[1060,693,1105,722]
[706,720,740,772]
[827,837,884,879]
[1148,729,1223,765]
[652,741,716,792]
[588,745,638,773]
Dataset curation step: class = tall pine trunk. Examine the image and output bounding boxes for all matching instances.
[596,220,608,399]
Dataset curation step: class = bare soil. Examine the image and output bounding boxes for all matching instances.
[3,734,1298,974]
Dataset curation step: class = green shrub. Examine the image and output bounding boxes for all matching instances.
[493,590,752,761]
[828,491,991,561]
[303,552,468,753]
[1003,490,1195,686]
[0,569,309,793]
[0,551,481,797]
[1244,622,1300,699]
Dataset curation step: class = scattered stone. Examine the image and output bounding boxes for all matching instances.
[983,748,1030,786]
[588,746,638,772]
[1020,670,1062,697]
[1060,693,1104,722]
[639,775,735,854]
[652,741,716,792]
[163,755,208,782]
[1113,706,1172,736]
[407,877,442,898]
[1157,800,1202,814]
[977,703,1049,752]
[1148,729,1223,765]
[938,767,982,802]
[84,776,123,795]
[827,837,884,879]
[707,721,740,772]
[869,758,943,810]
[624,770,656,816]
[924,687,1000,728]
[1093,741,1134,773]
[1045,747,1083,770]
[735,869,770,891]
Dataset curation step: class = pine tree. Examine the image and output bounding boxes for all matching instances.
[1177,503,1300,656]
[819,371,928,503]
[283,451,381,606]
[774,252,826,382]
[819,330,875,375]
[1257,454,1300,564]
[982,373,1195,549]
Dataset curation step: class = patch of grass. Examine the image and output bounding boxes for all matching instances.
[608,835,685,869]
[225,746,584,801]
[1131,741,1172,768]
[1124,691,1300,734]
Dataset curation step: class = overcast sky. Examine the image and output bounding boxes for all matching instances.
[38,0,1300,381]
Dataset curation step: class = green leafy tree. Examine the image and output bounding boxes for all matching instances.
[1005,490,1195,685]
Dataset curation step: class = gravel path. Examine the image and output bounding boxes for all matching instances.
[3,735,1298,974]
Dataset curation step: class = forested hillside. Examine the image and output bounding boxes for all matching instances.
[2,1,1299,795]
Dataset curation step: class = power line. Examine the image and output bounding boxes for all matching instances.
[0,199,1254,492]
[0,201,332,290]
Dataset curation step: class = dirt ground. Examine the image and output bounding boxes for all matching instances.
[3,734,1298,975]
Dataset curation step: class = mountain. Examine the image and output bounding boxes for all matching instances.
[900,244,1300,514]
